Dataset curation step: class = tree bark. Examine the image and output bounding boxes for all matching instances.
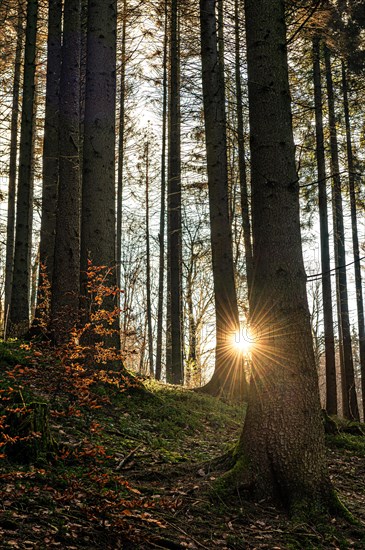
[234,0,253,299]
[223,0,333,513]
[9,0,38,336]
[37,0,62,287]
[341,61,365,421]
[145,138,154,376]
[32,0,62,333]
[312,37,337,415]
[155,1,168,382]
[50,0,81,342]
[166,0,183,384]
[199,0,247,399]
[4,11,23,331]
[324,46,359,421]
[116,0,127,308]
[81,0,119,350]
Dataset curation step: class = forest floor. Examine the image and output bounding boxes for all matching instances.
[0,341,364,549]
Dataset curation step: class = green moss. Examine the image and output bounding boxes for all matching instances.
[210,452,252,500]
[326,433,365,456]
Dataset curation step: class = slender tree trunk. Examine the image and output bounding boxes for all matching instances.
[155,0,168,381]
[199,0,247,399]
[342,61,365,421]
[312,37,337,415]
[234,0,253,298]
[324,47,359,421]
[145,138,154,376]
[116,0,127,307]
[4,12,23,330]
[166,0,183,384]
[50,0,81,342]
[226,0,333,513]
[37,0,62,288]
[9,0,38,336]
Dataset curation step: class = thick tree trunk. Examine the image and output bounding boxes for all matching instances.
[166,0,183,384]
[9,0,38,336]
[222,0,333,513]
[342,61,365,421]
[50,0,81,342]
[81,0,120,350]
[324,47,359,421]
[4,12,23,331]
[234,0,253,298]
[199,0,247,399]
[155,0,168,381]
[312,37,337,415]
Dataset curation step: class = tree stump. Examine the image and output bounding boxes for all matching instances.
[6,402,56,464]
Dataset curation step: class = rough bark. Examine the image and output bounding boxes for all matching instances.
[220,0,333,513]
[341,61,365,421]
[166,0,183,384]
[9,0,38,336]
[50,0,81,342]
[199,0,247,399]
[81,0,119,349]
[312,37,337,415]
[324,46,359,421]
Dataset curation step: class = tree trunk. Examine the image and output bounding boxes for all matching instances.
[166,0,183,384]
[37,0,62,288]
[199,0,247,399]
[116,0,127,308]
[50,0,81,342]
[341,61,365,421]
[81,0,119,349]
[324,46,359,421]
[223,0,333,514]
[4,11,23,331]
[155,0,168,381]
[312,37,337,415]
[145,138,154,376]
[234,0,253,298]
[9,0,38,336]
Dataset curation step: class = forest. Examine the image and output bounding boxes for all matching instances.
[0,0,365,548]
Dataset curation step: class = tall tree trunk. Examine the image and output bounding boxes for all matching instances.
[225,0,333,513]
[4,11,23,331]
[312,37,337,415]
[324,46,359,421]
[37,0,62,288]
[166,0,183,384]
[50,0,81,342]
[342,61,365,421]
[81,0,119,348]
[199,0,247,399]
[234,0,253,298]
[9,0,38,336]
[116,0,127,308]
[155,0,168,381]
[145,138,154,376]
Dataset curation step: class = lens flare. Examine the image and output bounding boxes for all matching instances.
[232,327,256,355]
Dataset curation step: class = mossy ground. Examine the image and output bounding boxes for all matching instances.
[0,341,364,549]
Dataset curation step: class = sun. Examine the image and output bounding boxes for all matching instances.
[232,327,256,355]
